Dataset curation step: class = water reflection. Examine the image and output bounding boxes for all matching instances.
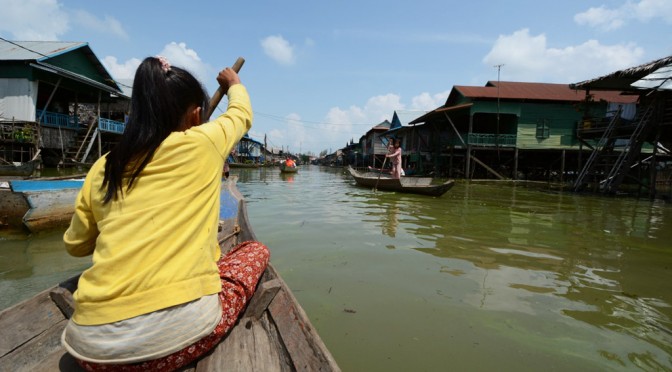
[406,182,672,368]
[378,198,400,238]
[0,230,88,309]
[280,172,295,183]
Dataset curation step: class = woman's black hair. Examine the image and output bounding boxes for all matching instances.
[102,56,210,203]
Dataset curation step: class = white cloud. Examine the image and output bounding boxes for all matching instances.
[482,28,644,83]
[575,0,672,31]
[101,42,212,92]
[158,42,212,88]
[410,91,450,110]
[574,6,624,31]
[72,10,128,39]
[303,94,403,150]
[0,0,129,40]
[268,90,448,153]
[0,0,69,40]
[261,35,295,65]
[101,56,141,80]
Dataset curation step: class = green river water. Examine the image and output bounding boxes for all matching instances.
[1,165,671,371]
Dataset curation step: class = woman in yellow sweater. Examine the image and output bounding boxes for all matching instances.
[61,56,269,371]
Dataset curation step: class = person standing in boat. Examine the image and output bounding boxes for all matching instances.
[61,56,269,371]
[386,138,403,179]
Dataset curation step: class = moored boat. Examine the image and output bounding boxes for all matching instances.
[0,178,84,232]
[0,178,340,371]
[348,165,454,196]
[0,160,37,177]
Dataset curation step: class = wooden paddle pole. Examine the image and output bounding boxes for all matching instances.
[374,156,387,192]
[205,57,245,119]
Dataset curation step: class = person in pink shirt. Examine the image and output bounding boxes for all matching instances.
[386,138,402,179]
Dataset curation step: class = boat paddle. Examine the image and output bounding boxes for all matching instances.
[205,57,245,119]
[373,156,387,192]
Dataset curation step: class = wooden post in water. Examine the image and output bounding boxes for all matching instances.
[561,149,566,184]
[514,148,519,180]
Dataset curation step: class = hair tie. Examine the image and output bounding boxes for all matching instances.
[156,55,171,73]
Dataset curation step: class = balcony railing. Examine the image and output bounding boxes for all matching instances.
[37,110,125,134]
[36,110,79,129]
[99,118,125,134]
[445,133,517,147]
[468,133,516,146]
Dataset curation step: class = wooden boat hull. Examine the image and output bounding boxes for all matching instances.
[22,189,81,232]
[0,189,30,226]
[348,166,454,196]
[0,179,83,232]
[0,178,340,371]
[0,161,36,177]
[280,164,298,173]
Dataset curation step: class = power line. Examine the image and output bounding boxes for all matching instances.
[256,111,383,128]
[0,37,129,92]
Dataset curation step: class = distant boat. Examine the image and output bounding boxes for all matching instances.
[347,166,455,196]
[280,164,298,173]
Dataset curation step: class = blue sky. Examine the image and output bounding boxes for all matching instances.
[1,0,670,155]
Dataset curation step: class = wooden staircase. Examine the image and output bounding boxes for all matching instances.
[63,118,99,165]
[573,103,656,194]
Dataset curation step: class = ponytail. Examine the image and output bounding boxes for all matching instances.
[102,56,209,203]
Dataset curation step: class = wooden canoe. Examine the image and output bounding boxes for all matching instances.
[0,178,340,371]
[0,161,36,177]
[280,164,298,173]
[0,179,83,232]
[348,165,455,197]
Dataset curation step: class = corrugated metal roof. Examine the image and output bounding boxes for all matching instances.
[0,40,87,60]
[631,64,672,90]
[364,120,391,136]
[1,39,125,97]
[571,55,672,91]
[454,81,635,103]
[409,103,472,124]
[372,120,391,130]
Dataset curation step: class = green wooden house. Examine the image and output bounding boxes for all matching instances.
[407,81,636,181]
[0,40,129,167]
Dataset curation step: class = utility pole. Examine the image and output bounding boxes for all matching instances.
[494,64,504,160]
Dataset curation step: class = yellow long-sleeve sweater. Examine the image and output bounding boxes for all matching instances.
[64,84,252,325]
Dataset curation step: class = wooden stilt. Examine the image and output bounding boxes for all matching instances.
[561,149,566,184]
[514,148,519,180]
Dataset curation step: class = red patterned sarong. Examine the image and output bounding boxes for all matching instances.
[76,241,270,372]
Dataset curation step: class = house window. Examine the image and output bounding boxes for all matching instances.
[536,119,550,139]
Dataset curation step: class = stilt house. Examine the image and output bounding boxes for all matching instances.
[0,40,129,167]
[407,81,636,181]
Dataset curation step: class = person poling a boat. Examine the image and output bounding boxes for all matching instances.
[61,56,270,371]
[385,138,403,179]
